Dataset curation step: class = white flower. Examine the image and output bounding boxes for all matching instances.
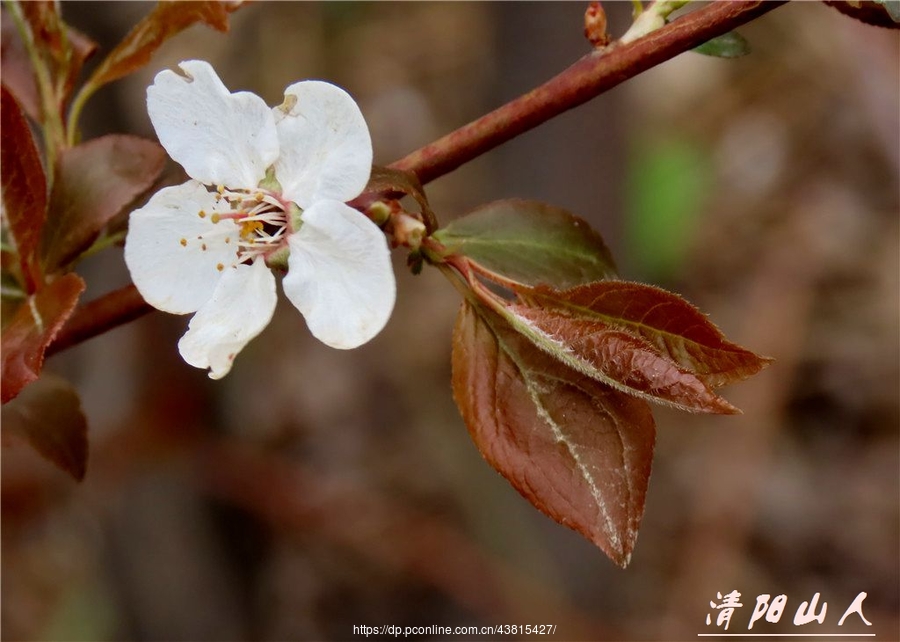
[124,60,395,379]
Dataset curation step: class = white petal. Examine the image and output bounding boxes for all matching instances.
[147,60,279,190]
[273,81,372,208]
[283,200,395,349]
[177,259,277,379]
[124,181,242,314]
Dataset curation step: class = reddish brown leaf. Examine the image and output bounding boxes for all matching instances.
[507,303,740,414]
[82,1,233,94]
[1,273,85,404]
[20,1,64,52]
[1,373,88,480]
[1,10,41,122]
[17,2,97,117]
[60,27,99,110]
[520,281,772,388]
[11,2,63,122]
[42,134,166,272]
[452,301,656,567]
[1,85,47,292]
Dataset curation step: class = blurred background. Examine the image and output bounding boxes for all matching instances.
[2,2,898,640]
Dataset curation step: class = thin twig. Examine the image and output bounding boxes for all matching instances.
[389,0,781,184]
[47,0,783,355]
[46,284,152,356]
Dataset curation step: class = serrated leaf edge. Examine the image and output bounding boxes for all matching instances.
[462,302,642,564]
[494,302,737,414]
[491,316,625,555]
[521,282,772,387]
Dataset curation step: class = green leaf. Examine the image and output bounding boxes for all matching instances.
[2,372,88,480]
[434,199,618,289]
[519,281,772,388]
[1,272,85,404]
[692,30,751,58]
[1,85,47,292]
[452,301,655,567]
[42,134,166,273]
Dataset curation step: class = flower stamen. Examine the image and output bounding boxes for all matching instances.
[240,220,264,240]
[204,187,294,264]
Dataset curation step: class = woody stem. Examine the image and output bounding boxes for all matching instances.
[48,0,783,356]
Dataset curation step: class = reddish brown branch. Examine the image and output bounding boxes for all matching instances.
[390,0,782,184]
[48,0,783,355]
[46,284,151,356]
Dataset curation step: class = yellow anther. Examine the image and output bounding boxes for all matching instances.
[198,210,207,218]
[240,220,264,240]
[217,185,225,194]
[180,238,187,247]
[225,237,231,244]
[216,263,224,271]
[255,192,264,202]
[211,213,221,224]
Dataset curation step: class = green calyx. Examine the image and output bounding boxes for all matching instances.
[265,246,290,271]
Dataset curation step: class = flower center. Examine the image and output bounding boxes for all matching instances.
[211,186,292,263]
